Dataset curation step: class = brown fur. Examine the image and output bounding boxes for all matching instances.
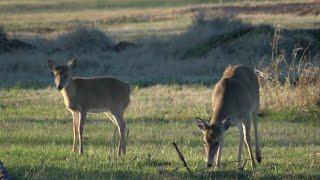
[61,77,130,113]
[48,59,130,156]
[197,64,261,169]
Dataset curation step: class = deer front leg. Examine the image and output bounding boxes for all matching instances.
[214,137,224,170]
[72,112,79,152]
[78,111,87,155]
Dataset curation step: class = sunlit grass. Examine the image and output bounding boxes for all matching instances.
[0,0,319,179]
[238,14,320,29]
[0,86,319,179]
[1,0,318,36]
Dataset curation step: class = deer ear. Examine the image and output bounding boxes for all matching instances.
[67,58,77,69]
[48,59,55,72]
[196,118,210,131]
[222,116,236,130]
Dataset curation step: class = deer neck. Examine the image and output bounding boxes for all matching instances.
[210,106,227,126]
[61,77,75,98]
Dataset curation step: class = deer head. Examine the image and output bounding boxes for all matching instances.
[48,58,77,91]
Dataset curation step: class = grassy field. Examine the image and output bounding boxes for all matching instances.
[0,86,319,179]
[0,0,320,179]
[1,0,319,37]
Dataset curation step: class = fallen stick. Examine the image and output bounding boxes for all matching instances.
[172,141,192,173]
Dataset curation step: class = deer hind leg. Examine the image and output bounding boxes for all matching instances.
[105,112,118,125]
[78,111,87,155]
[253,112,262,163]
[238,123,244,169]
[242,121,256,168]
[72,112,80,152]
[111,111,126,156]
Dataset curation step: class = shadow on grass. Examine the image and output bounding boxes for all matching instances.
[262,138,320,148]
[9,165,151,180]
[8,164,319,179]
[262,107,320,125]
[0,79,218,90]
[8,164,253,180]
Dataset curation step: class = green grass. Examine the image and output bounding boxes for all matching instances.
[1,0,318,36]
[0,86,319,179]
[1,0,319,179]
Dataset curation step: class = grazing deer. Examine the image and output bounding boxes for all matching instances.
[48,58,130,156]
[196,65,261,169]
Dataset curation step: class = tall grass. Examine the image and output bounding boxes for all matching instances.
[0,1,319,179]
[258,25,320,111]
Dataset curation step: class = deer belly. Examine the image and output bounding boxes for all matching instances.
[88,108,109,113]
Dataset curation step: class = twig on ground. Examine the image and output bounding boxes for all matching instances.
[172,141,192,173]
[169,144,281,174]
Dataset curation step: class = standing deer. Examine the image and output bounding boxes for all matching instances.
[196,65,261,169]
[48,58,130,156]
